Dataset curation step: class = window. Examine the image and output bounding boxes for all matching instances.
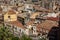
[5,27,7,29]
[33,27,36,29]
[44,3,49,9]
[7,25,11,27]
[16,3,18,6]
[31,27,33,30]
[59,8,60,11]
[21,11,24,13]
[34,30,35,32]
[32,0,38,2]
[19,29,21,32]
[46,30,48,33]
[14,1,16,2]
[39,0,41,1]
[8,16,10,19]
[14,27,17,30]
[24,0,27,1]
[49,0,52,2]
[40,1,42,7]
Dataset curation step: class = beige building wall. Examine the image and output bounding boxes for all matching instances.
[4,13,17,22]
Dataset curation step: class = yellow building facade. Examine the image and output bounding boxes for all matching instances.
[4,10,17,22]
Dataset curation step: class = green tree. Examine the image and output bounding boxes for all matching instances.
[0,26,32,40]
[0,26,20,40]
[11,37,20,40]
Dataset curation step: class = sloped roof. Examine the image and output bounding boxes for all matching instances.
[26,19,35,25]
[9,20,26,29]
[36,20,58,32]
[30,12,41,19]
[47,17,59,21]
[7,10,16,15]
[33,5,51,12]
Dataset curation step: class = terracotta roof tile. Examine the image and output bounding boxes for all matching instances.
[33,5,51,12]
[26,19,35,25]
[47,17,59,21]
[7,10,16,15]
[9,21,26,29]
[36,20,58,32]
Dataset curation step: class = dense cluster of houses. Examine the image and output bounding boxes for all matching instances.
[0,0,60,40]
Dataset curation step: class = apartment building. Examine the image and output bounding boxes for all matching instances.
[3,10,27,37]
[31,0,60,10]
[36,20,58,36]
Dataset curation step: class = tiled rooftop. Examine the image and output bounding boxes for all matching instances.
[36,20,58,32]
[7,10,16,15]
[26,19,35,25]
[47,17,59,21]
[30,12,41,19]
[9,20,26,29]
